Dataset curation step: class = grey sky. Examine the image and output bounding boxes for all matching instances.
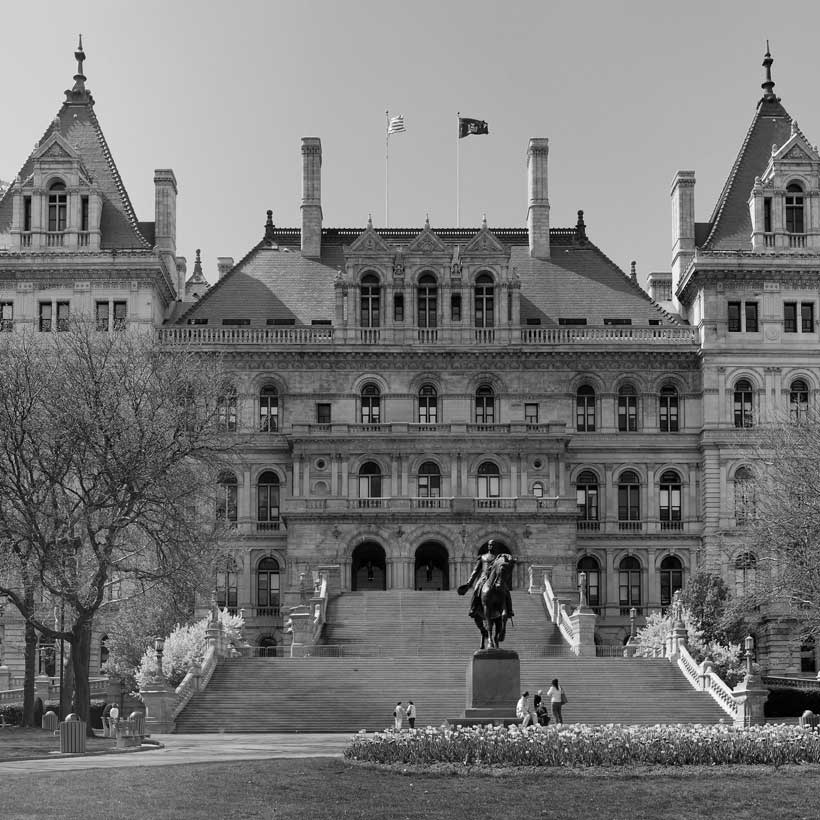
[4,0,820,285]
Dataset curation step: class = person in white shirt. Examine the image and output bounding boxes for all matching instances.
[546,678,564,725]
[515,691,534,727]
[393,701,405,730]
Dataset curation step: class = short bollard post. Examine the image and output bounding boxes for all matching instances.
[42,710,59,733]
[59,713,87,754]
[130,711,146,739]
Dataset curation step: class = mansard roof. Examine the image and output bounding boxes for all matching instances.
[0,44,151,250]
[174,223,678,327]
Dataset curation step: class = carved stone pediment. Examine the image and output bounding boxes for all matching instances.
[33,133,80,162]
[462,225,507,256]
[406,225,448,254]
[347,224,392,255]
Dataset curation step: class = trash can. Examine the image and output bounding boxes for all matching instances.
[42,710,59,732]
[130,711,146,738]
[59,714,87,754]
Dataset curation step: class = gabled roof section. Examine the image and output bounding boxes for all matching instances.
[347,215,393,254]
[461,216,507,255]
[0,39,151,250]
[406,217,449,254]
[701,48,795,251]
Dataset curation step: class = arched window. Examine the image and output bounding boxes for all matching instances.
[216,558,238,613]
[532,481,544,499]
[418,384,438,424]
[256,471,280,531]
[474,273,495,328]
[578,556,601,609]
[475,384,495,424]
[217,383,237,432]
[790,379,809,422]
[733,379,754,428]
[659,385,679,432]
[259,385,279,432]
[576,470,599,530]
[216,471,238,524]
[576,385,596,432]
[660,555,683,608]
[256,557,280,616]
[358,461,382,507]
[618,470,641,530]
[417,461,441,507]
[659,470,682,530]
[476,461,500,506]
[617,384,638,432]
[360,273,381,327]
[361,384,381,424]
[734,466,756,524]
[786,183,804,234]
[619,556,642,614]
[48,181,67,232]
[735,552,757,596]
[417,273,438,328]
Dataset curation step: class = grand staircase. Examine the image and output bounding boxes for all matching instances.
[174,590,728,732]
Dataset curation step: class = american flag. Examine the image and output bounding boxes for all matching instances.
[387,114,406,135]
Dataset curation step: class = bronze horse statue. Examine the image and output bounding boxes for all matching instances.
[458,551,515,649]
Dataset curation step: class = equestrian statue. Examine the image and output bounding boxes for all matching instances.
[457,539,515,649]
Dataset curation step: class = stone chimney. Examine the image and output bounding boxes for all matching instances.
[301,137,322,258]
[217,257,234,280]
[670,170,696,315]
[527,138,550,259]
[154,169,177,256]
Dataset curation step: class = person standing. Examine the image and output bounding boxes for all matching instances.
[547,678,565,725]
[406,700,416,729]
[393,701,405,730]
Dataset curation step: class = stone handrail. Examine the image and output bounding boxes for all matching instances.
[310,571,329,642]
[540,569,577,653]
[173,643,218,720]
[676,644,737,719]
[762,675,820,691]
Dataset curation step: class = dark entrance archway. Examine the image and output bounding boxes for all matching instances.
[414,542,450,590]
[258,635,278,657]
[352,541,387,590]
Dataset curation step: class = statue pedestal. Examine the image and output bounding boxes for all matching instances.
[455,649,520,726]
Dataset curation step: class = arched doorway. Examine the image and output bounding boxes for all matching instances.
[352,541,387,590]
[258,635,278,658]
[414,542,450,590]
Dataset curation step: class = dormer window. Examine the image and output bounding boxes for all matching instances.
[47,181,67,232]
[785,183,804,234]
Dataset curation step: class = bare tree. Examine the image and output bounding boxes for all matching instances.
[0,322,232,728]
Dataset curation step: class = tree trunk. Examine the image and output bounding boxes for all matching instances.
[22,614,36,728]
[70,619,93,735]
[60,643,74,719]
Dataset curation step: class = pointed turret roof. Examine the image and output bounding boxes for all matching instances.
[186,249,209,286]
[700,46,794,251]
[0,38,151,250]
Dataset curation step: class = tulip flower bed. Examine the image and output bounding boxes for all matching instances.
[345,723,820,768]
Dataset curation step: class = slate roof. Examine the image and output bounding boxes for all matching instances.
[0,69,152,250]
[175,226,679,327]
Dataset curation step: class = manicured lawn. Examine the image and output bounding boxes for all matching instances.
[2,757,820,819]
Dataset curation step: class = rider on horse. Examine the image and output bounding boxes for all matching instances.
[458,539,515,620]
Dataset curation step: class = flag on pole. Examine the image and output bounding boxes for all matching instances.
[458,117,489,138]
[387,114,406,135]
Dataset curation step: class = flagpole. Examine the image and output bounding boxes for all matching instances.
[456,111,460,228]
[385,109,390,228]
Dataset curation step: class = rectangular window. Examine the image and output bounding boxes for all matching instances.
[801,303,814,333]
[23,197,32,232]
[113,301,127,331]
[604,318,632,326]
[450,294,461,322]
[80,196,89,232]
[745,302,758,332]
[784,302,797,333]
[267,318,295,325]
[95,301,109,332]
[56,301,70,332]
[728,302,741,332]
[0,302,13,332]
[526,318,541,325]
[394,293,404,322]
[311,320,331,326]
[763,197,772,233]
[221,318,250,326]
[525,403,538,424]
[39,303,52,332]
[559,318,587,326]
[316,403,331,425]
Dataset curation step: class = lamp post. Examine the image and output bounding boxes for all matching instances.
[119,677,126,715]
[154,637,165,682]
[744,635,755,679]
[578,571,588,609]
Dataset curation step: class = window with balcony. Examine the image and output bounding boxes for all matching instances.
[790,379,809,422]
[360,384,381,425]
[617,470,641,530]
[474,384,495,424]
[0,302,12,332]
[113,301,127,331]
[216,558,238,613]
[734,552,757,596]
[785,183,804,234]
[576,385,596,432]
[256,471,280,530]
[216,471,238,524]
[451,293,462,322]
[578,555,601,609]
[417,461,441,507]
[417,273,437,328]
[47,181,67,232]
[617,384,638,432]
[256,556,280,616]
[360,273,380,327]
[734,466,756,525]
[660,555,683,608]
[659,385,679,432]
[95,301,109,332]
[474,274,494,328]
[476,461,500,506]
[532,481,544,499]
[575,470,599,530]
[38,302,52,332]
[733,379,754,428]
[217,384,237,432]
[525,403,539,425]
[316,403,331,425]
[659,470,682,530]
[259,385,279,432]
[619,556,642,614]
[358,461,382,507]
[418,384,438,424]
[56,301,70,332]
[393,293,404,322]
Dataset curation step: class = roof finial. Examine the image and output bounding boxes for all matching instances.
[481,212,487,229]
[575,209,587,242]
[264,209,277,246]
[760,41,780,104]
[425,213,430,229]
[367,213,373,229]
[65,35,93,104]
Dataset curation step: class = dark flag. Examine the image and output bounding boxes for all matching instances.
[458,117,489,138]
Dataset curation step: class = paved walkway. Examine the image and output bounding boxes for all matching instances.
[0,733,352,774]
